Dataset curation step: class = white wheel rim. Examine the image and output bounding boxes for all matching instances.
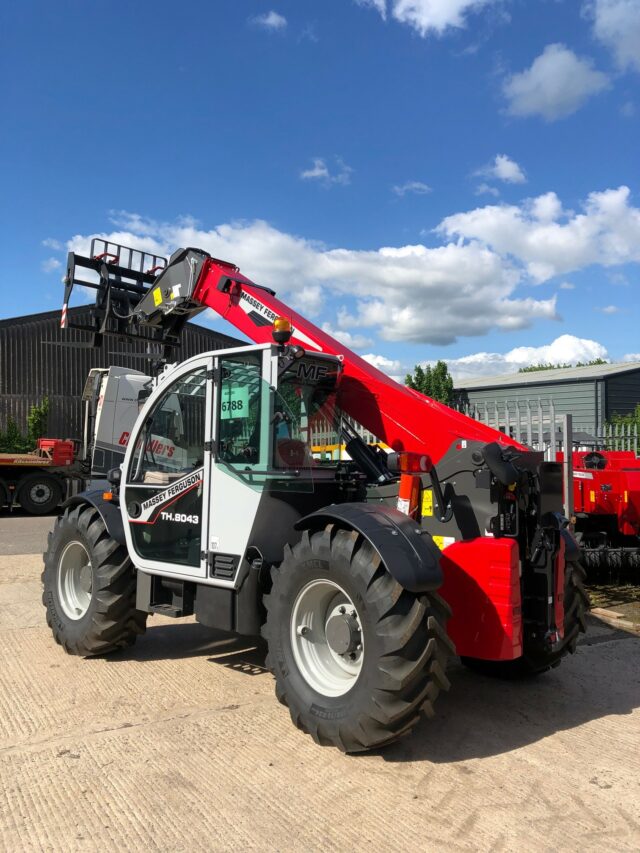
[291,579,364,697]
[57,541,93,620]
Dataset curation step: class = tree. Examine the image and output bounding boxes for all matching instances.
[518,358,608,373]
[0,398,50,453]
[405,360,454,405]
[27,397,49,447]
[0,416,30,453]
[609,403,640,431]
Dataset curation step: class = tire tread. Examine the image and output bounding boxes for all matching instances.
[42,505,146,657]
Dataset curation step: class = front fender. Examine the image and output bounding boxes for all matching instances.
[62,490,126,546]
[295,503,443,593]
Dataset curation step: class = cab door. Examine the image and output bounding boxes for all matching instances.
[203,348,271,584]
[121,356,214,580]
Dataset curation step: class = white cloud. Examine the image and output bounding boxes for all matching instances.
[587,0,640,72]
[356,0,387,18]
[620,100,636,117]
[477,153,526,184]
[249,10,287,31]
[503,43,610,121]
[438,185,640,282]
[300,157,352,186]
[559,281,575,290]
[68,212,556,346]
[623,352,640,362]
[597,304,620,313]
[320,323,373,349]
[445,334,610,381]
[41,257,61,273]
[357,0,501,36]
[392,180,432,197]
[42,238,62,250]
[475,182,500,197]
[300,158,329,181]
[67,186,640,350]
[361,353,403,373]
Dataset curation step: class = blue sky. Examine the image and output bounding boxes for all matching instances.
[1,0,639,379]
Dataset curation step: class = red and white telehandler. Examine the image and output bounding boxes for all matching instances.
[41,240,589,751]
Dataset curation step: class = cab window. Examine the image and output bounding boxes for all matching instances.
[217,355,266,467]
[130,368,207,483]
[273,360,340,469]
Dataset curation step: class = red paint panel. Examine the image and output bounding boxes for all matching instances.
[439,538,522,661]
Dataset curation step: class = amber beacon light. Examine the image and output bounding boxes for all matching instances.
[272,316,293,345]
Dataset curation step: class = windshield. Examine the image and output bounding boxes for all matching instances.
[274,358,341,468]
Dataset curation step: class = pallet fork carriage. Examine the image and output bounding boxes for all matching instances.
[42,240,589,751]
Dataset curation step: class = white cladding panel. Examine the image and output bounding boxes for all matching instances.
[207,467,263,557]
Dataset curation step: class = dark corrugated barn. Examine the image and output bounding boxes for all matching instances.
[455,361,640,434]
[0,308,242,440]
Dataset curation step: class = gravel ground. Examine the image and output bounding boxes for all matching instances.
[1,551,639,852]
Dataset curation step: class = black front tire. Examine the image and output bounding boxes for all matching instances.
[18,473,63,515]
[42,503,147,656]
[461,561,590,679]
[262,525,454,752]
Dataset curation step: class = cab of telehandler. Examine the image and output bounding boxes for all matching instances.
[120,341,348,585]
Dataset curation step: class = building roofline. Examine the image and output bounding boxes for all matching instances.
[455,361,640,390]
[0,306,242,347]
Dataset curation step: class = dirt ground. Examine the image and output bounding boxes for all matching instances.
[1,546,639,852]
[589,584,640,627]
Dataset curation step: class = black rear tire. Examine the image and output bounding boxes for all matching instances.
[42,503,147,656]
[461,561,590,679]
[262,525,454,752]
[18,473,63,515]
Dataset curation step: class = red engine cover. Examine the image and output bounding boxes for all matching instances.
[439,538,522,661]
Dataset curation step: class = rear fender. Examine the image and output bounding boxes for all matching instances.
[295,503,443,593]
[62,491,126,546]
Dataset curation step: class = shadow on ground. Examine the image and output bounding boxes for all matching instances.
[113,615,640,763]
[117,618,268,672]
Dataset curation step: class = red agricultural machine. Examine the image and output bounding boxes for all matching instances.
[41,239,590,752]
[567,450,640,575]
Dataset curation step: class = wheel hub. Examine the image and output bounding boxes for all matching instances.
[57,540,93,621]
[326,612,360,656]
[31,484,52,504]
[290,579,365,697]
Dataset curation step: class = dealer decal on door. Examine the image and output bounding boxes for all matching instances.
[128,467,204,524]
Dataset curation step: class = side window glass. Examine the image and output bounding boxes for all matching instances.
[130,368,207,483]
[217,355,265,467]
[273,363,340,469]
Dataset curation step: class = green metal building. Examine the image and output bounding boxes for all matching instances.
[454,361,640,435]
